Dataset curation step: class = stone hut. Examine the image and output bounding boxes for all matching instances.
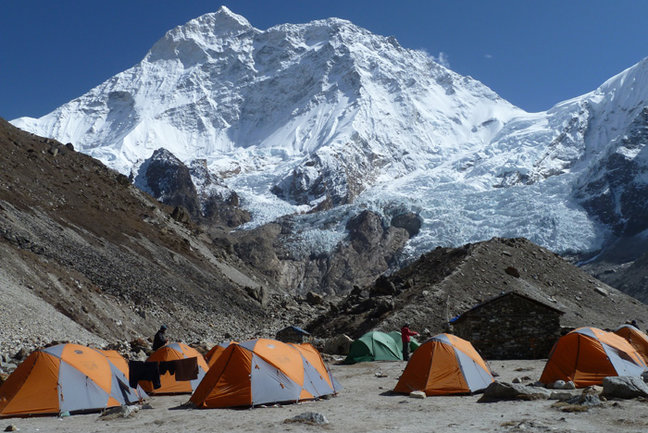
[450,291,564,360]
[276,326,311,344]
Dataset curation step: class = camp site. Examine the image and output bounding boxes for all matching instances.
[3,319,648,433]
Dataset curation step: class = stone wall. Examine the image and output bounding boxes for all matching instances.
[452,294,562,360]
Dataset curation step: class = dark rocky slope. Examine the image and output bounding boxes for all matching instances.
[307,238,648,340]
[0,118,295,356]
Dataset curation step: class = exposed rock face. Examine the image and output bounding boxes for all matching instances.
[134,149,250,227]
[390,212,422,237]
[229,209,411,295]
[136,148,201,218]
[189,159,251,227]
[307,238,648,339]
[575,107,648,237]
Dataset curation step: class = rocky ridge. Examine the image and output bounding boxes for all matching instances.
[307,238,648,340]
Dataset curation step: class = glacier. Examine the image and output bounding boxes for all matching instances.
[12,6,648,258]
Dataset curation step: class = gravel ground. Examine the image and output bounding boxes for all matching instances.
[3,360,648,433]
[0,257,105,365]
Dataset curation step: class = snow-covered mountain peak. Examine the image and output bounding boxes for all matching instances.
[145,6,256,65]
[11,10,648,258]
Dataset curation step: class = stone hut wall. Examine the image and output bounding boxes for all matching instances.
[452,295,561,360]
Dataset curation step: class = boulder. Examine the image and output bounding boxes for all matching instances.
[323,334,353,355]
[245,286,268,306]
[602,376,648,399]
[306,291,324,306]
[284,412,329,425]
[478,381,551,403]
[550,391,579,401]
[552,388,604,411]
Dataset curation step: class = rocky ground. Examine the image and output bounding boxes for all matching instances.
[4,360,648,433]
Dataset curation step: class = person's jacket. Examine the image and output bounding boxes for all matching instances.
[400,326,419,345]
[153,330,168,351]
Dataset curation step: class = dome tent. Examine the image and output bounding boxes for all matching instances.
[138,342,208,394]
[191,339,339,408]
[394,334,493,396]
[0,343,143,417]
[540,327,647,387]
[205,341,235,368]
[344,331,418,364]
[614,324,648,364]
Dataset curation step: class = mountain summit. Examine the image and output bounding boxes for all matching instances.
[12,9,648,261]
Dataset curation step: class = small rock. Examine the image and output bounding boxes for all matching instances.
[306,291,324,306]
[284,412,329,425]
[504,266,520,278]
[4,425,18,432]
[550,380,574,389]
[100,405,141,420]
[550,391,579,401]
[12,348,27,361]
[512,377,521,384]
[594,286,608,296]
[409,391,426,399]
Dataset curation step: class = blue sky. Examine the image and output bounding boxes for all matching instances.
[1,1,646,120]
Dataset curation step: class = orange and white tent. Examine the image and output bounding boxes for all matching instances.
[540,327,647,387]
[139,342,208,394]
[614,325,648,364]
[205,341,235,368]
[99,349,147,400]
[0,343,143,417]
[99,349,129,376]
[190,339,339,408]
[394,334,493,396]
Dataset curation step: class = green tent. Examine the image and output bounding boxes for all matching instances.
[388,331,421,353]
[344,331,420,364]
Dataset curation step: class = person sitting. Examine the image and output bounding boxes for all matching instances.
[152,324,168,351]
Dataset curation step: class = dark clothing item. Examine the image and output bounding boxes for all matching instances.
[174,357,198,381]
[153,330,168,351]
[403,344,410,361]
[159,360,177,376]
[157,358,197,381]
[129,360,161,389]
